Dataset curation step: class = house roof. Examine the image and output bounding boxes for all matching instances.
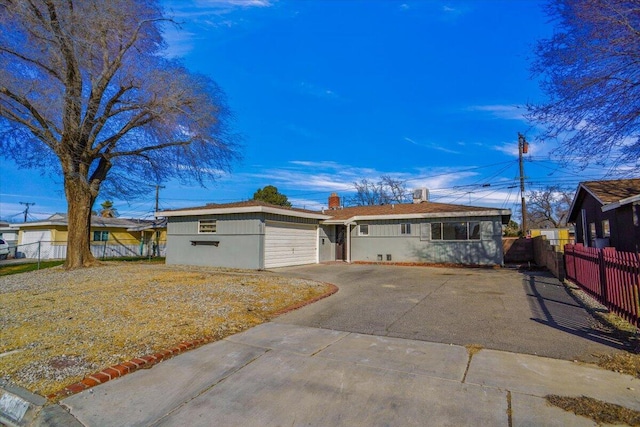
[158,200,511,224]
[16,214,158,230]
[568,178,640,221]
[581,179,640,204]
[322,202,511,224]
[157,200,331,220]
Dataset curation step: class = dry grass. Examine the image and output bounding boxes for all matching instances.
[0,263,333,397]
[596,352,640,378]
[546,395,640,426]
[465,343,484,357]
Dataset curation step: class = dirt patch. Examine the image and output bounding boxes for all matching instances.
[546,395,640,425]
[0,263,334,398]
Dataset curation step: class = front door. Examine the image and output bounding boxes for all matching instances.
[335,225,346,261]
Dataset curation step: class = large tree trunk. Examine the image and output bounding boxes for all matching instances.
[64,174,98,269]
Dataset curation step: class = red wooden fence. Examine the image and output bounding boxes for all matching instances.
[564,244,640,327]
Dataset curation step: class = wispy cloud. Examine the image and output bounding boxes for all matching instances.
[439,4,471,19]
[161,0,275,56]
[404,137,461,154]
[196,0,273,7]
[232,160,518,209]
[285,124,320,140]
[297,81,339,99]
[468,104,527,121]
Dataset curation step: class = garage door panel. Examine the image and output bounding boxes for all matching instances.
[264,222,317,268]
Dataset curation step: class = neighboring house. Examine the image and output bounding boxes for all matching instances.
[16,214,167,259]
[567,178,640,252]
[529,227,574,250]
[0,221,19,258]
[158,193,511,269]
[0,221,19,245]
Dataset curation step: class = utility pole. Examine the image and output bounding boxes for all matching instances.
[518,133,528,236]
[154,185,165,214]
[20,202,35,223]
[154,185,165,257]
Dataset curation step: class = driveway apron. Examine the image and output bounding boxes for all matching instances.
[272,264,629,361]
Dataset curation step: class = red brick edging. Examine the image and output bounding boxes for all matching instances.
[47,282,339,401]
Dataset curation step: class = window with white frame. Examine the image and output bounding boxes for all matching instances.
[602,219,611,238]
[400,223,411,235]
[199,219,217,233]
[359,224,369,236]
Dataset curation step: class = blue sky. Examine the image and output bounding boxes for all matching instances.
[0,0,622,222]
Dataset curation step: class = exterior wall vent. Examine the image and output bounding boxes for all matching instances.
[412,188,429,204]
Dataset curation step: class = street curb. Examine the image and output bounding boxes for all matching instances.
[47,282,339,402]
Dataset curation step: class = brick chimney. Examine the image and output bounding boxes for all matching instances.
[328,193,340,210]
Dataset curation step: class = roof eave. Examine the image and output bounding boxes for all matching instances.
[157,206,331,220]
[322,209,511,224]
[601,193,640,212]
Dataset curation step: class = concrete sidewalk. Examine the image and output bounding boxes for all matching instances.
[57,322,639,426]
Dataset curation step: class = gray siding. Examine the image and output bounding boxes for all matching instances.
[350,217,504,265]
[318,225,335,262]
[166,214,263,269]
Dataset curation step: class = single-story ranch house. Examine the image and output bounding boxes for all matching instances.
[158,193,511,269]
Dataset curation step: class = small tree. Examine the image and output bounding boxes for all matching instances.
[0,0,238,269]
[526,186,573,229]
[528,0,640,169]
[503,220,521,237]
[252,185,291,207]
[99,201,118,218]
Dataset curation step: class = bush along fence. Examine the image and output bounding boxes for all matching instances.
[10,239,166,262]
[564,243,640,328]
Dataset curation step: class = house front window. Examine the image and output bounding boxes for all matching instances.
[199,219,217,233]
[93,231,109,242]
[589,222,596,241]
[602,219,610,238]
[359,224,369,236]
[400,223,411,235]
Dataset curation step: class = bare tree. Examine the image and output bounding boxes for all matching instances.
[0,0,238,269]
[350,176,409,206]
[526,186,573,228]
[380,175,410,204]
[527,0,640,170]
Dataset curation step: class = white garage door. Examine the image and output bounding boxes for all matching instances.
[264,222,317,268]
[20,230,53,258]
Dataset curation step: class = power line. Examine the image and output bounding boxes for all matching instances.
[19,202,35,223]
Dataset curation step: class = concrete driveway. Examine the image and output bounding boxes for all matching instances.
[272,263,629,361]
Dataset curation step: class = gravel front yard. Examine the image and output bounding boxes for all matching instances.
[0,262,334,398]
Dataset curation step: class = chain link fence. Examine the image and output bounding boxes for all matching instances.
[7,239,166,262]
